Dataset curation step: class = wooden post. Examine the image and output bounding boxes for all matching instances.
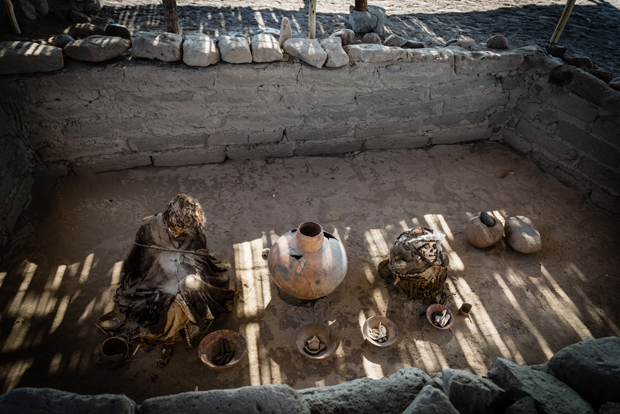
[354,0,367,12]
[550,0,576,44]
[309,0,317,39]
[3,0,21,35]
[162,0,180,34]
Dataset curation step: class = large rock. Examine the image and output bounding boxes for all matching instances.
[140,385,310,414]
[71,23,105,39]
[504,216,541,253]
[0,41,64,75]
[402,385,460,414]
[132,32,183,62]
[547,337,620,407]
[319,38,348,68]
[345,44,407,63]
[251,33,283,62]
[505,396,537,414]
[299,367,432,414]
[384,34,407,47]
[330,28,355,46]
[362,32,381,44]
[283,38,327,69]
[105,24,132,41]
[29,0,48,15]
[441,368,510,414]
[600,402,620,414]
[349,5,387,35]
[218,35,252,63]
[487,35,509,49]
[14,0,37,20]
[64,35,131,62]
[183,33,219,67]
[0,387,137,413]
[488,357,595,414]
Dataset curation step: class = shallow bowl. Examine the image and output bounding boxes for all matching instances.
[426,304,454,330]
[362,316,398,347]
[296,323,339,359]
[198,329,247,370]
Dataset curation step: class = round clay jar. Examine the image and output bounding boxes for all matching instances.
[465,214,504,248]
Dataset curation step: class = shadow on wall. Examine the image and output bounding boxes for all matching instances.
[95,1,620,73]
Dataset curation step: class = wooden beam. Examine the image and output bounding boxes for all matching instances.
[162,0,180,34]
[309,0,317,39]
[355,0,367,12]
[550,0,576,44]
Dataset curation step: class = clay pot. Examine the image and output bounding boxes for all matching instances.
[465,213,504,248]
[267,222,347,300]
[458,303,472,316]
[99,336,128,365]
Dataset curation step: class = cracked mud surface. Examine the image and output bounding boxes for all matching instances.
[1,143,619,402]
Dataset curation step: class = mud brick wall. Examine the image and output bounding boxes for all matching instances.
[0,47,526,176]
[501,51,620,215]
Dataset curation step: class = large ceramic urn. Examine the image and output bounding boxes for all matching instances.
[267,222,347,300]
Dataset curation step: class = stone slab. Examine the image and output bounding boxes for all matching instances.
[0,41,63,75]
[132,32,183,62]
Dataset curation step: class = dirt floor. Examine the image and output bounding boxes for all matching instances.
[1,0,620,75]
[1,143,619,402]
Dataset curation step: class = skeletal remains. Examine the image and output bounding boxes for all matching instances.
[368,322,388,343]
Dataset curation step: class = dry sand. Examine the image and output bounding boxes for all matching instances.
[1,143,619,402]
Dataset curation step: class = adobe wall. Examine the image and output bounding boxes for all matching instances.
[0,45,619,252]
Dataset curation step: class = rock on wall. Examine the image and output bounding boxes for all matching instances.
[501,48,620,216]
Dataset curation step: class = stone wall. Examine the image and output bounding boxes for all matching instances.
[0,134,33,255]
[501,50,620,215]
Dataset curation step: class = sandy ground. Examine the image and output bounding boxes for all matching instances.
[1,143,619,402]
[2,0,620,75]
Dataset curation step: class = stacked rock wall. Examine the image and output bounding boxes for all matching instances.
[0,337,618,414]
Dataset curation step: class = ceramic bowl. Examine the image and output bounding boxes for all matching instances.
[296,323,339,359]
[426,304,454,330]
[362,316,398,347]
[198,329,247,370]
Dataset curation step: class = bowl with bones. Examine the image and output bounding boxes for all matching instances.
[362,316,398,347]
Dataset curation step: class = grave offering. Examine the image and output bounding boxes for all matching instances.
[295,324,338,359]
[505,216,541,253]
[379,227,449,300]
[466,211,504,248]
[265,222,347,300]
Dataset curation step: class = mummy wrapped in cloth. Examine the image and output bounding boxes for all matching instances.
[106,194,235,347]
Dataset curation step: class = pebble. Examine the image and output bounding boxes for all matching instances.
[480,211,495,227]
[72,23,104,39]
[53,33,74,48]
[486,34,508,49]
[15,0,37,21]
[69,9,91,23]
[383,34,406,47]
[363,32,382,44]
[505,216,541,254]
[105,23,132,40]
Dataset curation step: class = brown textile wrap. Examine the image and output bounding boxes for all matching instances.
[113,213,234,345]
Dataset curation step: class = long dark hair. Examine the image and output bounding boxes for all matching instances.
[163,194,206,235]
